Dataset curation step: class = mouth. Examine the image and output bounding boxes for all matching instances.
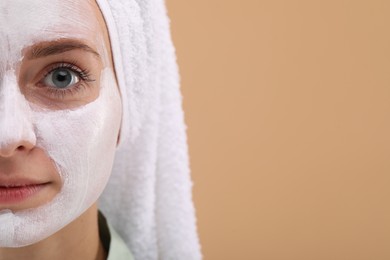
[0,182,50,204]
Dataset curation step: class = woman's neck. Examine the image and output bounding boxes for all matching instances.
[0,203,106,260]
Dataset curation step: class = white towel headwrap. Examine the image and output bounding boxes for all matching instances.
[95,1,202,259]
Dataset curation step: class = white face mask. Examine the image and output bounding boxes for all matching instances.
[0,0,122,247]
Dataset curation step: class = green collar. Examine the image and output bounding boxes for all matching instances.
[98,211,134,260]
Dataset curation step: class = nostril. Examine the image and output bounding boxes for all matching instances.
[0,143,33,158]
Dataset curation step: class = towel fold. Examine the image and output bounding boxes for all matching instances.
[96,1,202,259]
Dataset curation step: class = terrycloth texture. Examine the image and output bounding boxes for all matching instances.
[95,1,202,259]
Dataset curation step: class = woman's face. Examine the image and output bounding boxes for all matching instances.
[0,0,122,247]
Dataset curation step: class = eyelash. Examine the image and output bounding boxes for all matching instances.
[39,62,95,99]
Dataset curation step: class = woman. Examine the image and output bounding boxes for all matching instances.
[0,0,201,259]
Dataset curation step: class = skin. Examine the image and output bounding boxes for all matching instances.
[0,1,117,259]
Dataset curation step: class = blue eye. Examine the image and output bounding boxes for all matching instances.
[43,68,80,89]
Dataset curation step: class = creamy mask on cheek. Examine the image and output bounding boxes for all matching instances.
[0,0,122,247]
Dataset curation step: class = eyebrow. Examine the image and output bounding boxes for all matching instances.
[28,41,101,60]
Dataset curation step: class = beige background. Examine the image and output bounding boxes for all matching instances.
[167,0,390,259]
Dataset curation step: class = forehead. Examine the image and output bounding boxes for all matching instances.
[0,0,102,59]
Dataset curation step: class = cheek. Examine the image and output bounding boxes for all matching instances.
[32,69,121,205]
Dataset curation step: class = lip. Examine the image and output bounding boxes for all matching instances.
[0,182,49,204]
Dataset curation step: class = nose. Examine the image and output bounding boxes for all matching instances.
[0,140,35,158]
[0,70,36,158]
